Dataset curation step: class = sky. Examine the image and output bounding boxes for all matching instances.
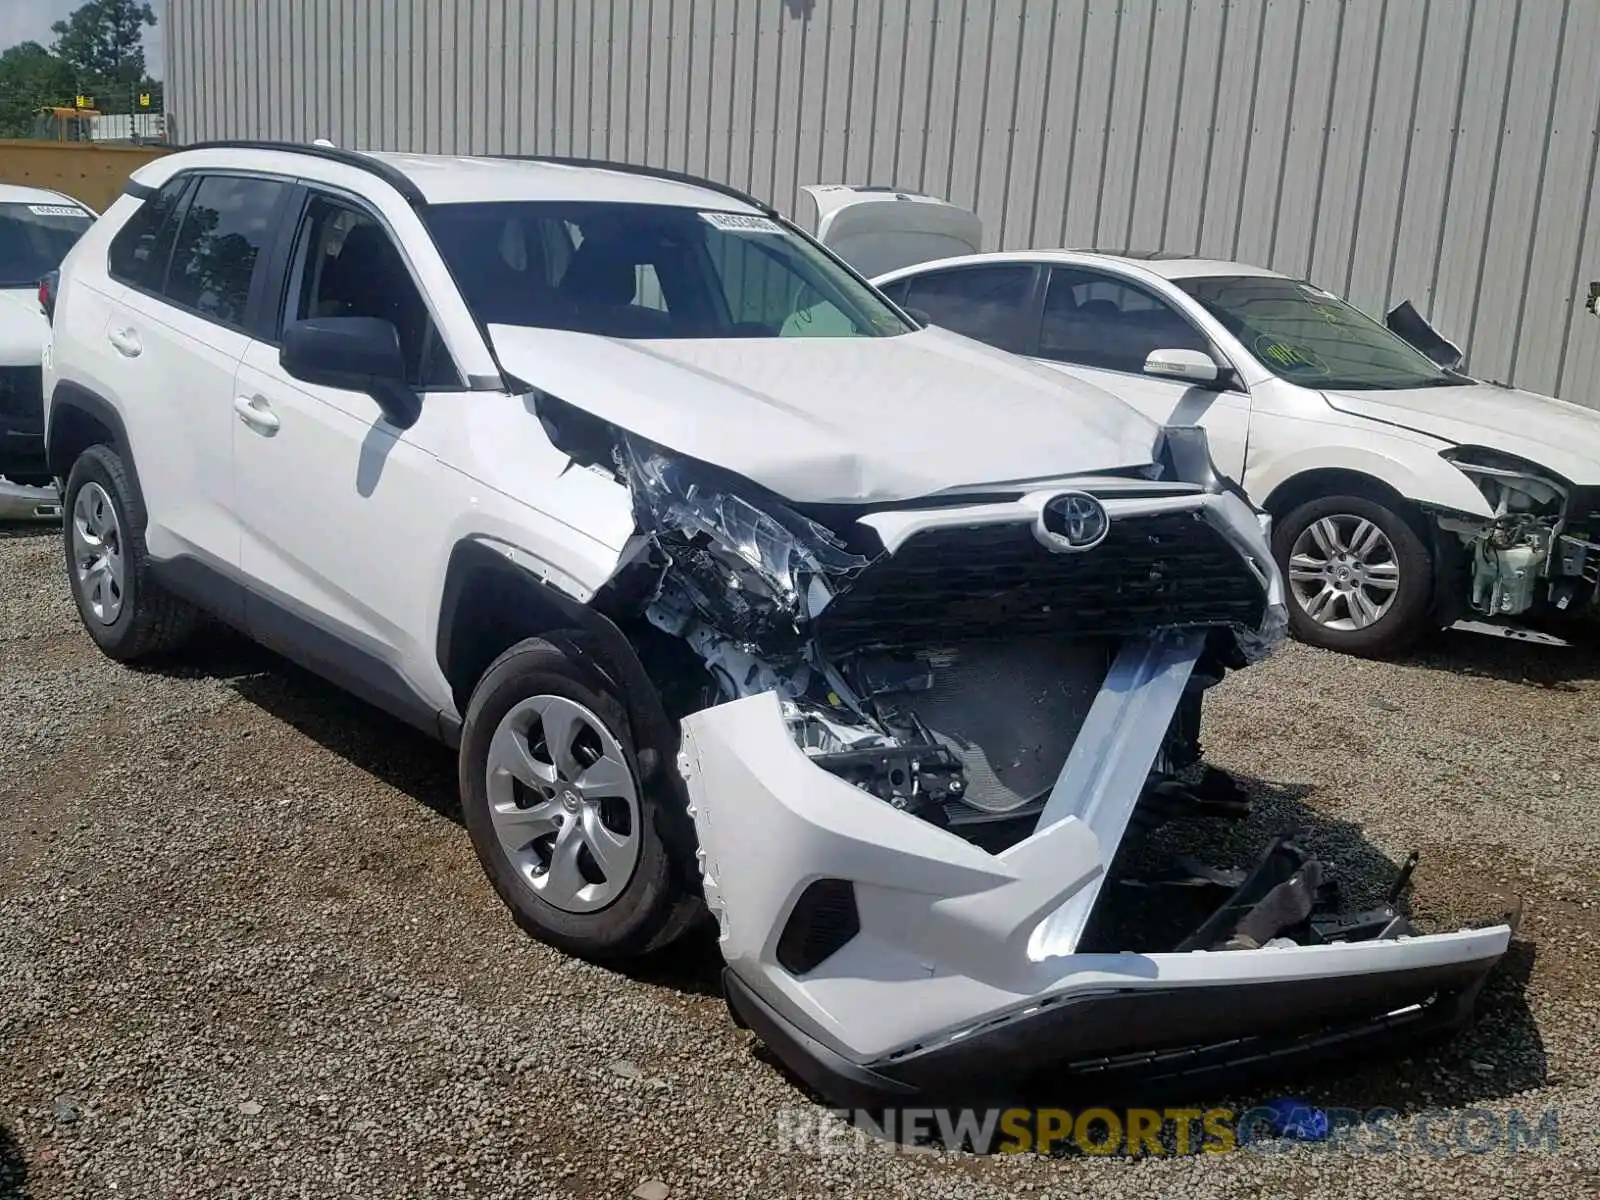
[0,0,166,76]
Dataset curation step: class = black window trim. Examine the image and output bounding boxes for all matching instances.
[108,167,297,338]
[265,180,470,392]
[898,261,1046,354]
[106,172,195,296]
[1038,263,1249,395]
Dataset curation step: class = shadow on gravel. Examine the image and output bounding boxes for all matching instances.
[747,770,1543,1149]
[0,1122,30,1200]
[0,520,59,541]
[1401,624,1600,690]
[129,634,463,826]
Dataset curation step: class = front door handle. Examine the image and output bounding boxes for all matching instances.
[107,327,141,357]
[233,394,281,434]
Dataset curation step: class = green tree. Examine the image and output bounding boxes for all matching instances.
[0,42,77,138]
[51,0,157,87]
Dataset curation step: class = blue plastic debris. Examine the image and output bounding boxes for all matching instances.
[1261,1098,1330,1141]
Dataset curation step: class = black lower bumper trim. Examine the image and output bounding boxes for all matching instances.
[725,944,1506,1108]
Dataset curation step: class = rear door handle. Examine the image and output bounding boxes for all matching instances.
[233,394,281,434]
[107,327,141,357]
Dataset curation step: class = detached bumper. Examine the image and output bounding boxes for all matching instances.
[682,657,1515,1109]
[724,931,1509,1107]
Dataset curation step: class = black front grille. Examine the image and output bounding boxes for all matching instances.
[0,366,44,433]
[818,510,1266,653]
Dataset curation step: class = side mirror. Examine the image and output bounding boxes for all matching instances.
[1385,300,1464,371]
[1144,347,1220,385]
[280,316,422,428]
[903,306,932,328]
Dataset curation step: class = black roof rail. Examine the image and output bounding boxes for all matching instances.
[170,139,426,205]
[490,154,779,216]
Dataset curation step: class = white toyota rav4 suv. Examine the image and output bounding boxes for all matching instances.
[42,143,1512,1106]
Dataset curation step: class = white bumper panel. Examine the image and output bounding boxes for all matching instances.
[681,666,1513,1067]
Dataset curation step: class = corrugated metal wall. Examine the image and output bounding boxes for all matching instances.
[167,0,1600,404]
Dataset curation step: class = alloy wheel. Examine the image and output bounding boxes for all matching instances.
[70,481,126,625]
[484,694,642,914]
[1287,513,1401,631]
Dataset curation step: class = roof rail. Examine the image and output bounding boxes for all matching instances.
[492,154,778,216]
[170,139,426,205]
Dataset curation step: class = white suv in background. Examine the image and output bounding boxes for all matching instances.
[0,184,95,519]
[40,143,1510,1108]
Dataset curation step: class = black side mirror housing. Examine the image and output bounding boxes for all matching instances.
[903,306,933,328]
[280,316,422,428]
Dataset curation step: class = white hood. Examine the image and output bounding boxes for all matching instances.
[0,288,46,366]
[1324,383,1600,485]
[486,323,1162,503]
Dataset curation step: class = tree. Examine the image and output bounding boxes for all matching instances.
[51,0,156,87]
[0,42,77,138]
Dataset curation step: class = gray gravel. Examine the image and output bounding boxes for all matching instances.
[3,519,1599,1198]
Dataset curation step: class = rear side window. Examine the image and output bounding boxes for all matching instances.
[164,175,288,328]
[108,176,193,291]
[899,264,1037,352]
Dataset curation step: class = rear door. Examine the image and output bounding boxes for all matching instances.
[100,170,293,597]
[1031,266,1253,481]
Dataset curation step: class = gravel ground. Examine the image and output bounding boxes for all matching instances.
[3,519,1599,1199]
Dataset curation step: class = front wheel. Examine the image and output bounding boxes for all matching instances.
[1273,493,1434,658]
[458,637,699,960]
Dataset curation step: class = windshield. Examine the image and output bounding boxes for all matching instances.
[0,201,93,288]
[1174,275,1457,390]
[423,201,913,339]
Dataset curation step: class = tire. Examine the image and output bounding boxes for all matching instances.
[61,444,199,661]
[458,636,699,960]
[1272,492,1434,658]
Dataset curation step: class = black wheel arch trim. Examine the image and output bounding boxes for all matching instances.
[436,538,680,785]
[47,382,144,507]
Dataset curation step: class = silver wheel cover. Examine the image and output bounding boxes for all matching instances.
[71,481,126,626]
[1287,513,1402,632]
[484,694,642,914]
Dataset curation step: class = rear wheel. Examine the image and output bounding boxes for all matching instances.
[61,444,199,661]
[458,637,699,959]
[1273,493,1434,658]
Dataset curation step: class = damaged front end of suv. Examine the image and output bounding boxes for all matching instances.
[575,420,1515,1107]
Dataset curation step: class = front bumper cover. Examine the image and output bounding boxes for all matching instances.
[724,926,1510,1108]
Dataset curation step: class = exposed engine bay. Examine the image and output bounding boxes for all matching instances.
[1439,448,1600,619]
[604,433,1261,841]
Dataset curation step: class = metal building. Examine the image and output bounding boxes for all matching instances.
[166,0,1599,404]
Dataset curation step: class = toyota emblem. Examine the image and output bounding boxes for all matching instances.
[1035,491,1110,553]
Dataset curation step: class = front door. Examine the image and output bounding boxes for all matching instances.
[231,190,466,725]
[1030,266,1252,483]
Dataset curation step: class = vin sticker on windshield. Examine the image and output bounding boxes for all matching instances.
[700,211,784,233]
[27,204,87,218]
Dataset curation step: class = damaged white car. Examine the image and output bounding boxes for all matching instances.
[805,185,1600,658]
[45,145,1515,1106]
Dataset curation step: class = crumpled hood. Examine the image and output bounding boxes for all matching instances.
[0,289,46,365]
[486,323,1162,503]
[1323,382,1600,485]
